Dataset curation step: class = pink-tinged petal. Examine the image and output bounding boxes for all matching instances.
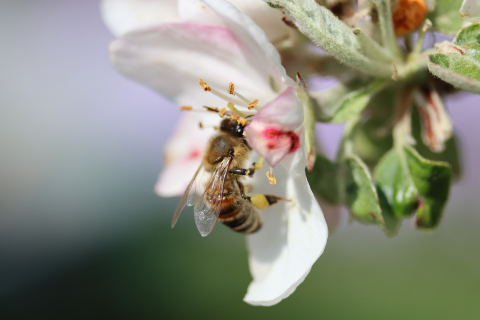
[413,87,452,153]
[201,0,292,88]
[179,0,293,45]
[154,112,216,197]
[244,164,328,306]
[245,87,304,168]
[109,23,277,107]
[100,0,181,37]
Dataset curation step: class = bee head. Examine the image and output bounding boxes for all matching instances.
[220,118,245,137]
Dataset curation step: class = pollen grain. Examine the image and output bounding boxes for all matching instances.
[227,82,235,95]
[199,78,212,91]
[248,99,259,110]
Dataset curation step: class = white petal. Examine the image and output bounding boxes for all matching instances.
[179,0,292,44]
[109,23,277,107]
[229,0,292,45]
[460,0,480,22]
[155,112,216,197]
[100,0,181,36]
[245,165,328,306]
[201,0,291,87]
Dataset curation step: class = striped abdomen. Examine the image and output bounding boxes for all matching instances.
[212,180,262,234]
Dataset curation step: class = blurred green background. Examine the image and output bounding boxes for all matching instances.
[1,1,479,319]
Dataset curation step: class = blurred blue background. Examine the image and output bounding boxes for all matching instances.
[1,1,479,319]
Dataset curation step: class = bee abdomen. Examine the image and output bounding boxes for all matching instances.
[220,204,261,234]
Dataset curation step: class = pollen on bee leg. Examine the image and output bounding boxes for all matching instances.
[199,78,211,91]
[250,194,269,210]
[254,156,263,170]
[218,107,227,118]
[266,171,277,185]
[180,105,193,111]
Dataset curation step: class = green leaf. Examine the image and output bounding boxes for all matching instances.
[405,147,452,229]
[427,0,464,36]
[428,52,480,94]
[266,0,395,78]
[374,149,418,218]
[454,23,480,46]
[374,146,452,230]
[353,117,394,168]
[352,87,398,167]
[312,79,387,123]
[428,24,480,94]
[306,154,341,204]
[345,155,383,225]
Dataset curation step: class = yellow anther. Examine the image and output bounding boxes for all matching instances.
[218,107,226,118]
[180,105,192,111]
[266,172,276,185]
[199,78,211,91]
[248,99,259,110]
[199,121,203,128]
[227,82,235,95]
[238,117,246,126]
[230,114,240,121]
[250,194,269,210]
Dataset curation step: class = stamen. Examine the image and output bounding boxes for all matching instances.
[218,107,226,118]
[266,171,277,185]
[234,91,251,104]
[204,106,219,112]
[199,121,203,129]
[247,99,259,110]
[199,79,211,91]
[238,117,246,126]
[227,102,247,118]
[210,88,248,108]
[255,156,264,170]
[227,82,235,95]
[180,105,193,111]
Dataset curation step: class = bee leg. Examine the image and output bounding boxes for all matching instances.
[229,165,256,177]
[248,194,289,209]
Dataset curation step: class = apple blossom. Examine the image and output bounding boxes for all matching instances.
[103,0,327,307]
[100,0,294,45]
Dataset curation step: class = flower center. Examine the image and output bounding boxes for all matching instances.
[262,128,300,153]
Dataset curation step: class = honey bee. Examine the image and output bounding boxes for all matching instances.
[171,117,286,237]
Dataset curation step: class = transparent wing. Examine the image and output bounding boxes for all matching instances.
[171,164,204,228]
[194,157,232,237]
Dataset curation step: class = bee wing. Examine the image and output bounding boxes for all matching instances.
[194,156,232,237]
[171,164,204,228]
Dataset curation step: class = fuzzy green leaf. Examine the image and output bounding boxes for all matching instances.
[374,146,452,230]
[428,24,480,93]
[265,0,394,78]
[306,154,341,204]
[312,79,386,123]
[344,155,385,229]
[427,0,464,36]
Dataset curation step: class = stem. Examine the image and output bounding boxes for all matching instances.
[373,0,403,59]
[412,19,432,56]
